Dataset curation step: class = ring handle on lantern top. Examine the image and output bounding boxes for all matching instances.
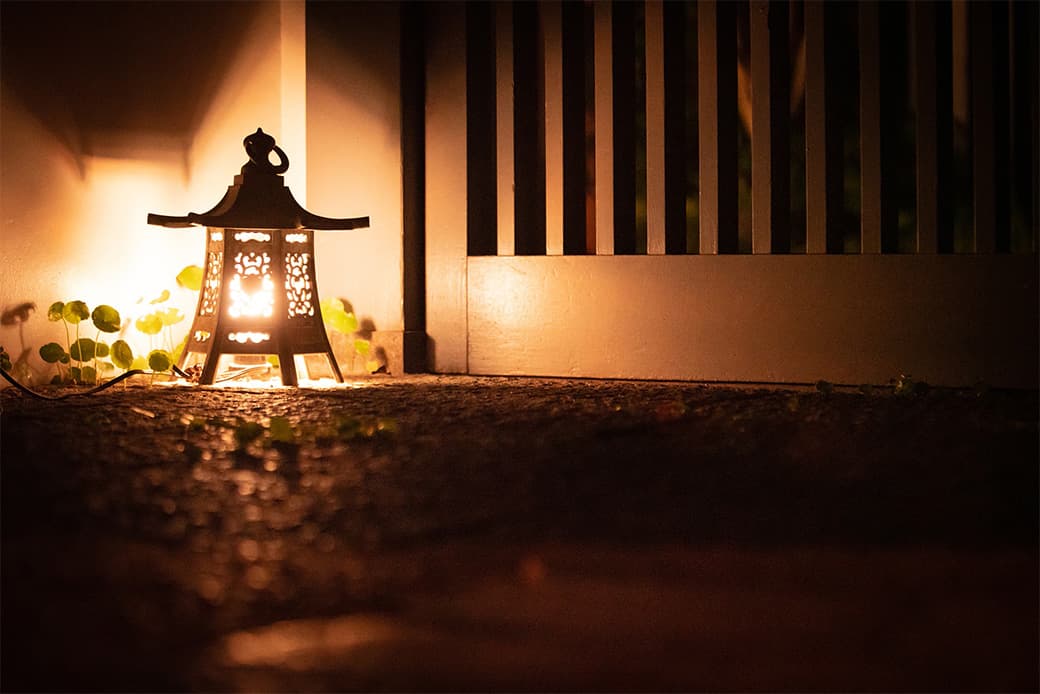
[243,127,290,174]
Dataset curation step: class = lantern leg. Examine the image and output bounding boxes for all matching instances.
[198,349,220,385]
[277,344,298,387]
[325,348,344,383]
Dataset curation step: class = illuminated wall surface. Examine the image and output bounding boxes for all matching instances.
[0,0,403,365]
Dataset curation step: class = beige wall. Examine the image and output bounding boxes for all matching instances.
[0,84,198,374]
[1,0,405,380]
[306,1,403,334]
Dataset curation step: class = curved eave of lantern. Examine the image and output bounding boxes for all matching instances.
[147,177,369,231]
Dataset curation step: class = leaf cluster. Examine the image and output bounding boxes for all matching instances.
[320,298,381,373]
[40,300,129,385]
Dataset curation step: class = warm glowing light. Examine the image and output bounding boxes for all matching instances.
[233,231,272,242]
[228,331,270,344]
[284,233,308,243]
[210,230,224,242]
[284,252,314,317]
[193,330,212,342]
[228,251,274,318]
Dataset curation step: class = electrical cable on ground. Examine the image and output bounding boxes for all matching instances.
[0,365,192,400]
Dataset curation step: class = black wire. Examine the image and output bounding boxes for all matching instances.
[1,364,193,401]
[1,362,286,399]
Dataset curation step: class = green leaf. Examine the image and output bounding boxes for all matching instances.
[130,356,149,371]
[111,340,134,369]
[39,342,67,363]
[62,300,89,324]
[80,365,97,384]
[95,341,110,358]
[68,366,81,383]
[47,302,65,322]
[0,346,12,371]
[320,297,344,314]
[171,334,188,364]
[149,289,171,304]
[135,313,163,335]
[147,349,172,372]
[320,297,357,334]
[234,420,264,448]
[353,339,371,357]
[91,304,121,333]
[176,265,204,291]
[266,355,280,367]
[268,416,295,444]
[365,360,380,373]
[159,307,184,326]
[69,337,96,361]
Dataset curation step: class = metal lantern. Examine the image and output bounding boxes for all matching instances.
[148,128,369,386]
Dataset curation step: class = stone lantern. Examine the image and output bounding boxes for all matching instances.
[148,128,368,386]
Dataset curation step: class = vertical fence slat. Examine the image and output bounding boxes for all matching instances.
[992,2,1011,252]
[561,0,588,254]
[611,0,637,254]
[972,1,995,254]
[662,1,688,254]
[594,0,614,255]
[859,0,882,254]
[496,1,515,256]
[912,1,939,254]
[750,1,770,254]
[697,0,737,255]
[804,1,829,254]
[750,0,790,254]
[466,2,497,256]
[513,2,546,255]
[645,0,666,255]
[542,1,564,255]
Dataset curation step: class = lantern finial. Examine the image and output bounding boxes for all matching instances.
[242,127,289,175]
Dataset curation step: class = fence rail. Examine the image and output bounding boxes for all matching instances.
[465,0,1039,258]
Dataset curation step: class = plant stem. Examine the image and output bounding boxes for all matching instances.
[93,329,100,385]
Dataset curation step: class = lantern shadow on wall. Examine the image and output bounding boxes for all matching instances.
[148,128,369,386]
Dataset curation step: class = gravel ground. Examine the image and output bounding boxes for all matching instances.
[1,375,1037,691]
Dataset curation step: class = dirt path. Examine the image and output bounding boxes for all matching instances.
[2,376,1037,691]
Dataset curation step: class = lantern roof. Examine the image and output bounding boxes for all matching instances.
[147,128,370,231]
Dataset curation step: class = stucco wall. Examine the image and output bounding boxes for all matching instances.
[306,1,404,335]
[1,1,406,381]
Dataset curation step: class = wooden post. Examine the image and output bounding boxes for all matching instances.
[401,1,427,371]
[425,1,468,372]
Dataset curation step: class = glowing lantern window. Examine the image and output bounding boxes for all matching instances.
[148,128,369,386]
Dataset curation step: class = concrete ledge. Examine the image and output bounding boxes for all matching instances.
[467,254,1039,388]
